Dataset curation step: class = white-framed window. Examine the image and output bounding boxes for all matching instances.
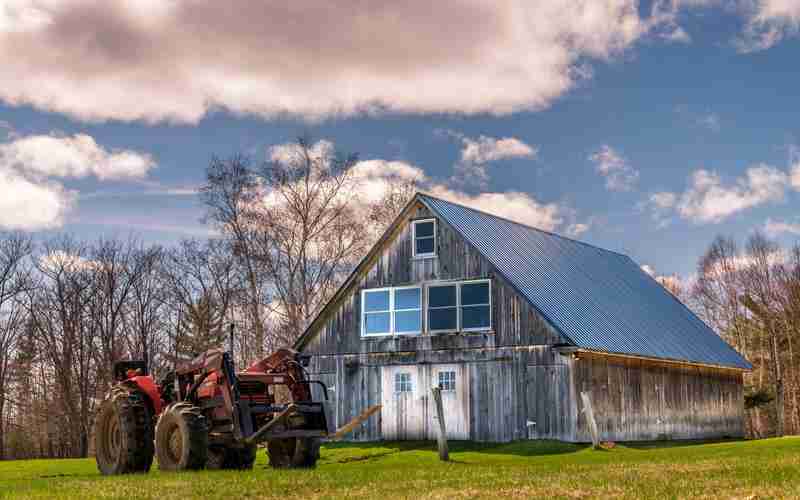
[438,371,456,392]
[427,283,458,332]
[395,372,413,393]
[361,286,422,337]
[426,279,492,333]
[362,288,391,336]
[460,280,491,331]
[412,219,436,258]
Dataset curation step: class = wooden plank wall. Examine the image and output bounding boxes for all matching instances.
[302,201,564,357]
[572,352,745,442]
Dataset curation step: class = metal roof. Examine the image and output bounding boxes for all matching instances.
[419,194,752,370]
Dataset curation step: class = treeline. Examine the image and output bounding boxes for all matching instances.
[0,139,414,460]
[663,232,800,439]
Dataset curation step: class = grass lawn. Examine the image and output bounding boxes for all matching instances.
[1,438,800,499]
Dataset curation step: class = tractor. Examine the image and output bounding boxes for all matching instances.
[93,345,333,475]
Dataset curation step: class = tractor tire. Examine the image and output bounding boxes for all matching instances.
[267,437,320,468]
[155,402,208,471]
[206,445,257,470]
[94,385,155,475]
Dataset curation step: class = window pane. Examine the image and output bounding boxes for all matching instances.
[364,312,390,334]
[364,290,390,312]
[438,371,456,391]
[415,221,434,238]
[395,288,421,310]
[428,307,457,331]
[395,372,412,393]
[461,282,489,306]
[394,310,421,333]
[415,237,434,255]
[428,285,456,308]
[462,305,490,329]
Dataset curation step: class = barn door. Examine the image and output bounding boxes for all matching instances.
[381,365,426,440]
[526,365,570,440]
[428,364,470,440]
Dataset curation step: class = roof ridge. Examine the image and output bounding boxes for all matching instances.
[417,192,629,259]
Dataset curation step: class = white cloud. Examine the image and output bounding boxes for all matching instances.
[0,133,154,180]
[676,165,788,223]
[736,0,800,52]
[0,1,675,123]
[790,155,800,191]
[350,152,562,231]
[459,136,538,165]
[565,222,590,237]
[0,169,74,230]
[589,145,639,191]
[0,132,156,230]
[441,131,538,188]
[648,164,790,225]
[764,218,800,237]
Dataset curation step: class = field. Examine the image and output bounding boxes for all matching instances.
[1,438,800,499]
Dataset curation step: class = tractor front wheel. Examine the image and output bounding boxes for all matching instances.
[94,385,155,475]
[155,402,208,471]
[267,437,320,468]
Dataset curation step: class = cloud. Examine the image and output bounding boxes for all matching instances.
[0,133,154,180]
[790,152,800,190]
[565,222,591,237]
[459,136,538,165]
[0,169,74,230]
[445,133,538,188]
[589,145,639,191]
[764,218,800,237]
[0,132,156,230]
[647,164,789,224]
[736,0,800,52]
[0,1,672,123]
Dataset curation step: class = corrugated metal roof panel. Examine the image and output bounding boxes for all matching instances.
[420,194,751,370]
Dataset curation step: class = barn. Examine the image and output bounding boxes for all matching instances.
[295,193,751,443]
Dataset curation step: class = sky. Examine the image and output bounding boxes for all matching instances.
[1,0,800,284]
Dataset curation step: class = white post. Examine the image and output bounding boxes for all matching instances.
[580,391,600,449]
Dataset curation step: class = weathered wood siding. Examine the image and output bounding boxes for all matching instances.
[572,352,745,441]
[301,202,564,357]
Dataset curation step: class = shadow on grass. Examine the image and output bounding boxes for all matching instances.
[620,437,747,451]
[323,439,590,459]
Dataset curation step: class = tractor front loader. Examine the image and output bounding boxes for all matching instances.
[94,346,334,475]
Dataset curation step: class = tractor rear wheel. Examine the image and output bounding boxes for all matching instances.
[155,402,208,471]
[207,445,257,470]
[267,437,320,468]
[94,385,155,475]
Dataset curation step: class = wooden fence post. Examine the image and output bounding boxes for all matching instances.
[431,387,449,461]
[580,391,600,449]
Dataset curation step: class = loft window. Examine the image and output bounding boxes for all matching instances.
[361,286,422,337]
[395,372,413,393]
[412,219,436,258]
[427,279,492,332]
[394,287,422,334]
[460,281,491,330]
[438,371,456,392]
[427,284,458,332]
[362,289,391,336]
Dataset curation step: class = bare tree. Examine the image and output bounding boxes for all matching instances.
[27,237,97,457]
[0,232,33,459]
[201,155,269,360]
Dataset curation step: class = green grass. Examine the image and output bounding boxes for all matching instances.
[2,438,800,499]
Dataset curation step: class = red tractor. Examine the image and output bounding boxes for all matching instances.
[94,346,332,474]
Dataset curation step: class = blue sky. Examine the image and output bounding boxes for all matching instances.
[1,0,799,282]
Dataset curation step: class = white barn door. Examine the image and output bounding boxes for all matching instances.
[428,364,470,440]
[381,365,427,440]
